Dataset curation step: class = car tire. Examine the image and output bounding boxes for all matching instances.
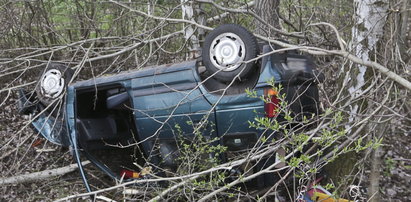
[36,63,74,107]
[202,24,259,82]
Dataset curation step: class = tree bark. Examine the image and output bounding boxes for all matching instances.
[349,0,388,100]
[350,1,388,201]
[325,1,389,200]
[0,161,90,186]
[399,0,410,60]
[254,0,281,37]
[181,0,205,59]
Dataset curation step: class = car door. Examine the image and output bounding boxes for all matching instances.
[197,50,282,152]
[197,78,269,154]
[131,61,217,162]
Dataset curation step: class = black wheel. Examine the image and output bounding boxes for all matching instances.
[202,24,259,82]
[36,63,74,106]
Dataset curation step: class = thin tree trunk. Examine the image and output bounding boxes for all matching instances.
[254,0,281,37]
[399,0,410,59]
[181,0,205,59]
[350,1,388,201]
[349,0,389,100]
[369,137,383,201]
[325,1,389,200]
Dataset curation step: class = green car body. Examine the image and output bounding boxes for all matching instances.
[19,44,322,190]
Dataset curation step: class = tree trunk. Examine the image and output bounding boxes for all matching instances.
[254,0,281,37]
[399,0,410,60]
[181,0,205,59]
[349,0,388,100]
[325,1,389,200]
[348,1,388,201]
[368,123,386,202]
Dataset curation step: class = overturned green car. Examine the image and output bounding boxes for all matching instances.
[18,24,323,190]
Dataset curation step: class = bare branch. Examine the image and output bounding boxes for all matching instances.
[0,161,90,186]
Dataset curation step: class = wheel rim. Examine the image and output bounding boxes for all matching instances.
[40,69,65,99]
[209,33,246,72]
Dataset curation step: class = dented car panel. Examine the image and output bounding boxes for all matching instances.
[32,115,70,146]
[18,89,70,146]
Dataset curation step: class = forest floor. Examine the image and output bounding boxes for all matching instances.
[379,121,411,201]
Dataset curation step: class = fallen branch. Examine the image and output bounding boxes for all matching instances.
[0,161,90,186]
[148,175,200,202]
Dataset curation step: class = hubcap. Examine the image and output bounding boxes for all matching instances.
[40,69,65,98]
[209,33,245,71]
